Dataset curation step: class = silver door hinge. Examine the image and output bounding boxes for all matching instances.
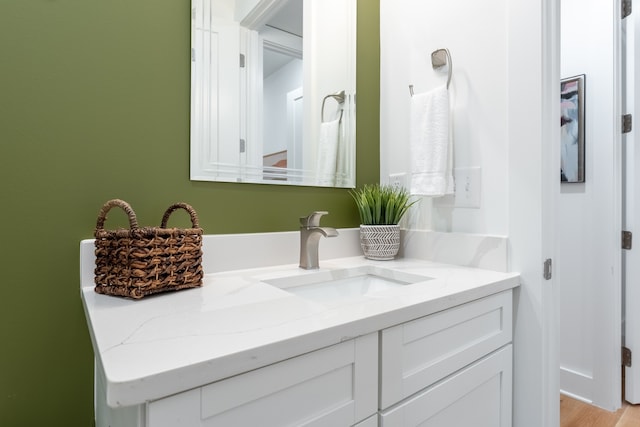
[191,48,195,62]
[240,54,245,68]
[623,114,633,133]
[623,231,633,250]
[543,259,552,280]
[239,139,246,153]
[623,0,632,19]
[623,346,632,367]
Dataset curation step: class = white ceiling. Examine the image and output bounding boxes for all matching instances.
[263,0,303,78]
[267,0,303,37]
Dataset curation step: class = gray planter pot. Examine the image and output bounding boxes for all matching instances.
[359,224,401,260]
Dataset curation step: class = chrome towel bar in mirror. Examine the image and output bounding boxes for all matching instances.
[321,90,346,123]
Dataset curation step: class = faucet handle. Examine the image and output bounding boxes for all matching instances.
[300,211,329,227]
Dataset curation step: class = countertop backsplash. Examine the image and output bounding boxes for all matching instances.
[80,228,509,289]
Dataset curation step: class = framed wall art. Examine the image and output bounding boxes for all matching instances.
[560,74,585,183]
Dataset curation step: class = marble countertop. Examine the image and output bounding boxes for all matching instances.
[81,254,519,408]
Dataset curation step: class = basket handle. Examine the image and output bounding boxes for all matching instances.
[160,203,200,228]
[95,199,139,230]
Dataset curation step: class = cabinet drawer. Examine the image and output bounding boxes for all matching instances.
[380,344,512,427]
[380,290,512,408]
[147,332,378,427]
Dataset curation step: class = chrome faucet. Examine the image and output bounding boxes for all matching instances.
[299,211,338,269]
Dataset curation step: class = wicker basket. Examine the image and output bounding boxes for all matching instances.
[94,199,203,299]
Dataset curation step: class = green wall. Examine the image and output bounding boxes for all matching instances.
[0,1,379,425]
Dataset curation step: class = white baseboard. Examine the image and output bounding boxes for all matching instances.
[560,366,593,403]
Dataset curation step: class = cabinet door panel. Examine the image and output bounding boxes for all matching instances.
[202,365,355,427]
[147,388,201,427]
[148,333,378,427]
[380,344,512,427]
[380,290,512,408]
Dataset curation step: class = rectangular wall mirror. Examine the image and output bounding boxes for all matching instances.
[191,0,357,188]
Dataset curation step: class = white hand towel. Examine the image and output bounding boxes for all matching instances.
[410,85,454,197]
[316,119,340,186]
[335,114,348,187]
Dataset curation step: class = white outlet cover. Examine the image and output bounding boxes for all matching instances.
[389,172,407,190]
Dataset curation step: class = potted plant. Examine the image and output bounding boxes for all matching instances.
[350,184,417,260]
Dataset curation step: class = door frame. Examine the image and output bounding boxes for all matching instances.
[508,0,561,425]
[623,0,640,404]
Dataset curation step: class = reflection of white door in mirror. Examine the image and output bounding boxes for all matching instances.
[190,2,242,181]
[286,87,304,173]
[190,0,356,188]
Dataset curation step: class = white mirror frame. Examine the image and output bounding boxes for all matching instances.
[190,0,356,187]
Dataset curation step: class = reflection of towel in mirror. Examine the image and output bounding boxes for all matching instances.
[410,85,454,197]
[335,116,348,187]
[316,119,340,186]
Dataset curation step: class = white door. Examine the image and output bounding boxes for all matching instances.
[623,4,640,404]
[556,0,622,411]
[287,87,304,173]
[191,0,241,180]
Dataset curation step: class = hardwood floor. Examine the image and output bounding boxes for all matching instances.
[560,395,640,427]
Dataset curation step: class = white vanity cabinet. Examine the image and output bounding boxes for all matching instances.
[96,290,513,427]
[379,290,513,426]
[145,332,378,427]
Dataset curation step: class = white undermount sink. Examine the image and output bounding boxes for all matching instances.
[263,265,432,304]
